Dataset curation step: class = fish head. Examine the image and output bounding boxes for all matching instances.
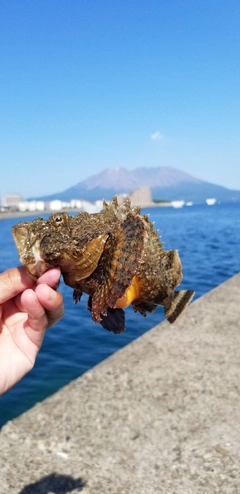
[12,212,71,279]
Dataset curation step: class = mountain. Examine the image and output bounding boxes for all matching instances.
[33,166,240,203]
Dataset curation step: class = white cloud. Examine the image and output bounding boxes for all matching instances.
[151,131,164,141]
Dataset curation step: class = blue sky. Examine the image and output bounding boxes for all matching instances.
[0,0,240,199]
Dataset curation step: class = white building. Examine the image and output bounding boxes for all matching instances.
[3,194,24,209]
[70,199,103,213]
[49,200,64,211]
[18,200,45,212]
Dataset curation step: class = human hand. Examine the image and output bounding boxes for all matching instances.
[0,266,64,394]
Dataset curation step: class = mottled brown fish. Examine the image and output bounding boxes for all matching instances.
[12,197,194,333]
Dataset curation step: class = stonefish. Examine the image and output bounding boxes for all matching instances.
[12,197,194,334]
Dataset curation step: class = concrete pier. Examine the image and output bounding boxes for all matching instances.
[0,274,240,494]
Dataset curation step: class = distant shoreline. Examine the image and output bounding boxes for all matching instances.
[0,202,172,221]
[0,210,41,220]
[0,209,79,221]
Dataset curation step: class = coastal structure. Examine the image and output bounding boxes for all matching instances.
[1,187,153,214]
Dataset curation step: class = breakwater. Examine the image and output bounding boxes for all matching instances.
[0,273,240,494]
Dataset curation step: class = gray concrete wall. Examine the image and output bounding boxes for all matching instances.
[0,273,240,494]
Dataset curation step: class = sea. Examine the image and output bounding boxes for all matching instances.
[0,202,239,428]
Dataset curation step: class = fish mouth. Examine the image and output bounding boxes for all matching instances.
[12,225,50,279]
[12,224,29,251]
[25,242,50,279]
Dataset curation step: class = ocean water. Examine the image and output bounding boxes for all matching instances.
[0,203,239,427]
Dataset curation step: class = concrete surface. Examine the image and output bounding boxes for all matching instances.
[0,274,240,494]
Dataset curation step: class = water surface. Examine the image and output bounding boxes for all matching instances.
[0,203,239,426]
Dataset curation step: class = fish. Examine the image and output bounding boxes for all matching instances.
[12,197,194,333]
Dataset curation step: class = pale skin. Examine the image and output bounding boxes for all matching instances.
[0,266,64,395]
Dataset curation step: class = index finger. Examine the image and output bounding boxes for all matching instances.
[37,267,61,289]
[0,266,34,304]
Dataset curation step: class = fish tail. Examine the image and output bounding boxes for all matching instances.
[163,290,195,323]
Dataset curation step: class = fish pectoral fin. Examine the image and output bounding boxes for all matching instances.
[163,290,195,323]
[75,233,109,280]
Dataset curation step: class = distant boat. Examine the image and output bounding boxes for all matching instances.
[186,201,193,206]
[171,200,185,208]
[206,198,216,206]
